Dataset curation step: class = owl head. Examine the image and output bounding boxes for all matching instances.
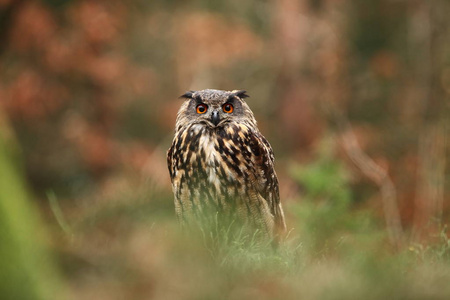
[175,89,257,130]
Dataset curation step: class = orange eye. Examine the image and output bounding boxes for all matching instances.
[222,103,234,113]
[196,104,208,114]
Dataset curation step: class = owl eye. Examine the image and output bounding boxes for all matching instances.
[222,103,234,113]
[196,104,208,114]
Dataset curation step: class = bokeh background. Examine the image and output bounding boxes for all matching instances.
[0,0,449,299]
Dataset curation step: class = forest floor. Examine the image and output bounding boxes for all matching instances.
[48,182,450,300]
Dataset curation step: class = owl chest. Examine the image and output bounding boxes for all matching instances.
[178,129,241,187]
[195,135,234,185]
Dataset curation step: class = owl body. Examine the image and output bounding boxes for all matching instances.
[167,89,286,237]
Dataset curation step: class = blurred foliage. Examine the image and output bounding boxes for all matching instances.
[0,0,446,221]
[410,225,450,263]
[0,0,449,298]
[290,137,381,253]
[0,113,62,300]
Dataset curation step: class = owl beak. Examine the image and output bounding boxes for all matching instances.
[211,110,220,126]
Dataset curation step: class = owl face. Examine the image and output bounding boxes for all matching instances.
[175,89,256,130]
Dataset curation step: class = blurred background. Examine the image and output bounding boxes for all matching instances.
[0,0,449,299]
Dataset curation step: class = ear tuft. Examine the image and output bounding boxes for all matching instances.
[232,90,249,99]
[179,91,195,99]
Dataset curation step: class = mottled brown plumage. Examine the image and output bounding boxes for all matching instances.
[167,89,286,237]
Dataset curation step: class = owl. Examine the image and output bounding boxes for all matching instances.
[167,89,286,238]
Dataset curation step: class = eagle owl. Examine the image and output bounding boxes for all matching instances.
[167,89,286,237]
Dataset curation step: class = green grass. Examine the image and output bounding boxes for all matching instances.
[49,180,450,299]
[0,132,63,300]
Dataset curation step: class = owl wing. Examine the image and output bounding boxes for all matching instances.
[166,143,174,180]
[248,130,286,234]
[167,141,184,222]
